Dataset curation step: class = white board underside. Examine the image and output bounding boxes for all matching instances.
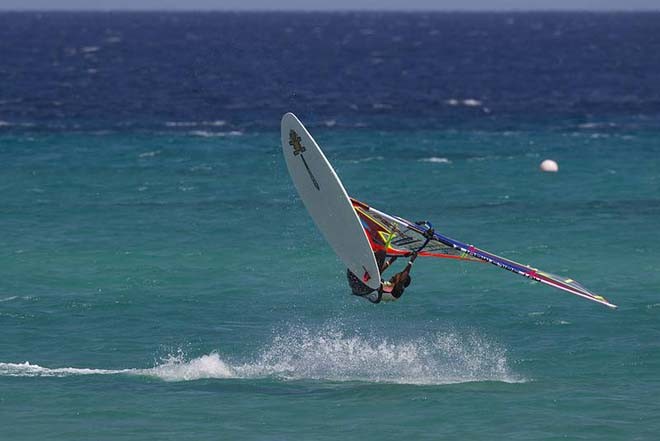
[281,113,381,290]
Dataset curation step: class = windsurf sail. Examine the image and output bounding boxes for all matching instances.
[352,198,617,309]
[352,199,481,262]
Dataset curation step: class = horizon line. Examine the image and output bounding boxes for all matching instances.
[0,8,659,12]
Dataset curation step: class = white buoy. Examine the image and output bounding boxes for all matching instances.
[540,159,559,173]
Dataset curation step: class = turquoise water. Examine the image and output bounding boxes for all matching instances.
[1,126,659,439]
[2,10,660,438]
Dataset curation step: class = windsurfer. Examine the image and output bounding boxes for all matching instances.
[347,249,417,303]
[347,220,434,304]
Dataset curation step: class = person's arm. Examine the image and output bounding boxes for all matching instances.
[380,256,398,273]
[401,251,419,275]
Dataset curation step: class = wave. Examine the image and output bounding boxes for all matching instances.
[189,130,242,138]
[0,121,35,128]
[577,122,618,130]
[165,120,226,128]
[347,156,384,164]
[80,46,100,54]
[419,157,452,164]
[0,326,523,385]
[0,295,31,303]
[138,150,161,158]
[446,98,482,107]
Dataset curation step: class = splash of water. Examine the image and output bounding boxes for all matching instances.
[142,353,234,381]
[0,326,523,384]
[233,326,520,384]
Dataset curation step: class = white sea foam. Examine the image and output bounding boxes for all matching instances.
[165,120,226,128]
[462,98,482,107]
[0,357,229,380]
[0,120,33,128]
[0,326,523,385]
[138,150,161,158]
[0,361,131,377]
[189,130,242,138]
[445,98,482,107]
[189,164,213,172]
[578,122,617,130]
[81,46,100,53]
[348,156,384,164]
[419,157,452,164]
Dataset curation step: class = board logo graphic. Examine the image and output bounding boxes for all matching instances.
[289,129,320,191]
[362,267,371,283]
[289,130,306,156]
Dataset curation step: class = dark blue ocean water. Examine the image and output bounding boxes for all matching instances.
[1,12,659,440]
